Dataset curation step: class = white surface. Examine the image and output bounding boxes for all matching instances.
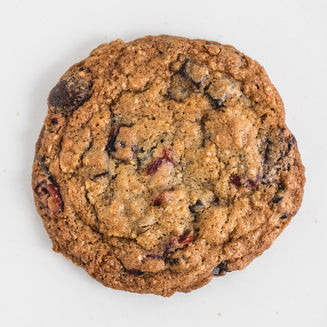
[0,0,326,326]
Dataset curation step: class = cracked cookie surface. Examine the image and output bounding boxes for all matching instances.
[32,35,305,296]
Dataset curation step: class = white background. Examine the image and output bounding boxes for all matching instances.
[0,0,326,326]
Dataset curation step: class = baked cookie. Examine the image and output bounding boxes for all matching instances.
[32,35,305,296]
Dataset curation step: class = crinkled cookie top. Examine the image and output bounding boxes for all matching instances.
[32,35,305,296]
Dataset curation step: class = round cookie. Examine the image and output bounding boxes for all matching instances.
[32,35,305,296]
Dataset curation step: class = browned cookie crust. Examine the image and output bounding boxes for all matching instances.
[32,35,305,296]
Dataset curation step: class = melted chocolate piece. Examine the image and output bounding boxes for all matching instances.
[213,260,230,276]
[48,65,93,115]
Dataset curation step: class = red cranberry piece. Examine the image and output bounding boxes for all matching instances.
[244,173,260,189]
[178,234,195,246]
[230,174,242,187]
[163,233,195,258]
[35,180,63,216]
[153,196,162,206]
[146,148,175,176]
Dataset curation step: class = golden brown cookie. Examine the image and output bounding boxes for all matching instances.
[32,35,305,296]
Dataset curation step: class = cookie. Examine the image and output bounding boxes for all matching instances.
[32,35,305,296]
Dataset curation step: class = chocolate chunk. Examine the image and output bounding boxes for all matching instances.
[119,141,126,148]
[205,92,224,110]
[204,74,237,110]
[35,180,63,216]
[92,171,109,179]
[126,269,144,276]
[169,258,179,265]
[263,137,273,164]
[131,145,138,153]
[179,59,209,87]
[286,134,297,154]
[167,74,193,101]
[38,156,50,175]
[272,196,283,204]
[51,118,59,125]
[48,65,93,115]
[213,260,230,276]
[106,125,137,161]
[189,199,204,213]
[280,213,290,219]
[106,126,121,153]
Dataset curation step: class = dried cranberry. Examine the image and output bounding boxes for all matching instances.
[163,233,195,259]
[244,173,260,189]
[178,234,195,246]
[230,174,242,188]
[35,180,63,215]
[153,196,162,206]
[146,148,175,176]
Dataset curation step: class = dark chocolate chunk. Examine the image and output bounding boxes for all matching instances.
[286,134,297,154]
[92,171,109,179]
[131,145,138,153]
[189,199,205,213]
[48,65,93,115]
[213,260,230,276]
[167,74,193,101]
[106,126,121,153]
[38,156,50,175]
[119,141,126,148]
[205,92,225,110]
[126,269,144,276]
[106,125,136,161]
[280,213,290,219]
[272,196,283,204]
[169,258,179,265]
[179,59,209,87]
[51,118,59,125]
